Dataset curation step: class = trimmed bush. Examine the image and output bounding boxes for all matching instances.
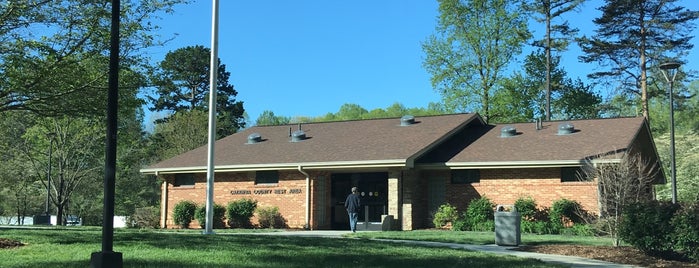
[256,206,286,229]
[128,206,160,229]
[619,201,680,258]
[432,203,459,229]
[194,203,227,229]
[514,196,538,221]
[451,216,468,231]
[671,203,699,262]
[465,197,495,231]
[226,198,257,228]
[173,200,197,229]
[549,198,583,232]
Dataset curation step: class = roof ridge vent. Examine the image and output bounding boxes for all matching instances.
[291,129,306,142]
[557,122,575,135]
[400,115,416,126]
[247,133,262,144]
[500,126,517,138]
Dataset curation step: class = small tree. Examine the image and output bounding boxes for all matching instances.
[173,200,196,229]
[582,152,660,246]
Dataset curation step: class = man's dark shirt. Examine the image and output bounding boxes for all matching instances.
[345,193,361,213]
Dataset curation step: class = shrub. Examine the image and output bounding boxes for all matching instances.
[514,196,538,221]
[451,215,468,231]
[549,198,583,232]
[194,203,227,229]
[173,200,197,229]
[619,201,680,258]
[560,224,594,236]
[670,203,699,262]
[532,220,556,235]
[465,197,494,231]
[256,206,286,229]
[128,206,160,229]
[432,203,459,229]
[471,220,495,232]
[226,198,257,228]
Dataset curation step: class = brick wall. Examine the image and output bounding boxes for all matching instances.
[442,168,599,215]
[164,171,310,229]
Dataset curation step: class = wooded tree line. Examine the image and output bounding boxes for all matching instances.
[0,0,698,225]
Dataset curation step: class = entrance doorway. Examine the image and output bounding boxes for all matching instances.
[330,172,388,230]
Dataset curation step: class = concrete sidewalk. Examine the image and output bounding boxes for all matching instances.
[252,230,640,268]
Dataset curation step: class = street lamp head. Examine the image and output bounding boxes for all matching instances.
[659,62,682,83]
[659,61,681,70]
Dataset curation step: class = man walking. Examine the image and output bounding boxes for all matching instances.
[344,187,361,232]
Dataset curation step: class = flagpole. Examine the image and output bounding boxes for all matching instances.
[204,0,220,235]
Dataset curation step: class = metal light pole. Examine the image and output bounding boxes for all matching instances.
[90,0,123,266]
[45,132,56,222]
[659,61,681,204]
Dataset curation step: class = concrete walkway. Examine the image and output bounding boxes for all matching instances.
[251,230,641,268]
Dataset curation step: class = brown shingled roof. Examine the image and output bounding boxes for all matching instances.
[441,117,649,165]
[142,113,481,173]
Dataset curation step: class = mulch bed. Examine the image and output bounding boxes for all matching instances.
[0,238,24,249]
[516,244,698,268]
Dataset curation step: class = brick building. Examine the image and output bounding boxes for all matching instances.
[140,113,664,230]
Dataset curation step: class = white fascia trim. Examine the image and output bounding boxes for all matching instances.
[140,159,407,175]
[418,159,622,169]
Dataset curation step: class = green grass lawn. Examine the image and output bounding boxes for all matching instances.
[0,227,571,268]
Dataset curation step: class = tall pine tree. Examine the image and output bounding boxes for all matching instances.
[578,0,698,121]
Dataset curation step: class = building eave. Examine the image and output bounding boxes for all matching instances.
[140,159,408,175]
[417,159,622,169]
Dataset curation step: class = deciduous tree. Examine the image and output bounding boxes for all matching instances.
[0,0,184,116]
[422,0,530,122]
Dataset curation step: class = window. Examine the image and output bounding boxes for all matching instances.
[255,170,279,184]
[561,167,586,182]
[174,173,195,187]
[451,169,480,184]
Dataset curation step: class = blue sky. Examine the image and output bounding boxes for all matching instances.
[145,0,699,126]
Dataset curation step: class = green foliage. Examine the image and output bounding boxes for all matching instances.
[226,199,258,228]
[561,224,595,237]
[173,200,197,229]
[451,217,469,231]
[654,133,699,202]
[619,201,680,257]
[465,197,495,231]
[194,203,227,229]
[670,203,699,262]
[150,110,210,160]
[514,196,538,221]
[0,0,182,116]
[255,110,291,126]
[422,0,530,119]
[577,0,698,118]
[256,206,286,229]
[432,203,459,229]
[149,45,246,137]
[128,206,160,229]
[471,220,495,232]
[549,198,584,232]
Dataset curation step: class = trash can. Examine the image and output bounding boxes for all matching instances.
[494,205,521,246]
